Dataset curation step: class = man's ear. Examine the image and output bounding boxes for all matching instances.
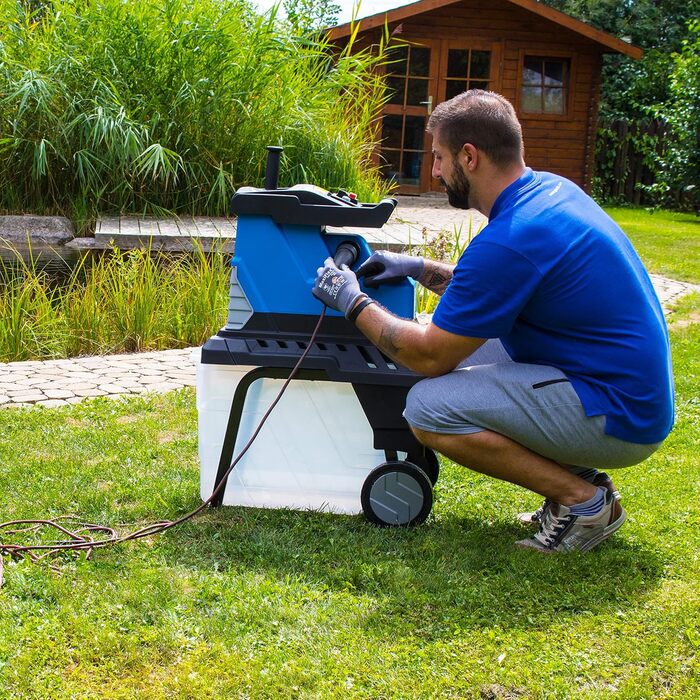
[462,143,479,171]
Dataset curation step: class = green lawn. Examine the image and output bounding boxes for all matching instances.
[604,207,700,284]
[0,212,698,699]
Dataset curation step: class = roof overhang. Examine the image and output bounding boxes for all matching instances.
[328,0,643,59]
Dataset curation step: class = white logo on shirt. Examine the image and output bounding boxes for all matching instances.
[549,182,562,197]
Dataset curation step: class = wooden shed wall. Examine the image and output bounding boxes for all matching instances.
[351,0,605,189]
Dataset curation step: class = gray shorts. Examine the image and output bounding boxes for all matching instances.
[404,340,661,469]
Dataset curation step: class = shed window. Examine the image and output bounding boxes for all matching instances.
[445,49,491,100]
[386,45,431,107]
[521,56,570,115]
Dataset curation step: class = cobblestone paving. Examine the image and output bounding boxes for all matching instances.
[0,349,198,409]
[2,199,697,408]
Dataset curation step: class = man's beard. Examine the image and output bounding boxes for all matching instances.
[441,160,471,209]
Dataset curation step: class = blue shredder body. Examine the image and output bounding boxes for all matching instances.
[196,179,438,525]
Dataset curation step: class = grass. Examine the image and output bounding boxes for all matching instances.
[0,228,698,698]
[0,0,390,229]
[0,305,697,698]
[604,207,700,284]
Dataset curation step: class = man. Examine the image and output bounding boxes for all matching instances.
[312,90,674,553]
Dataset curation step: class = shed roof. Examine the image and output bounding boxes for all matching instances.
[328,0,643,59]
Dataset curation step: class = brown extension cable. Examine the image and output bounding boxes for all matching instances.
[0,308,328,588]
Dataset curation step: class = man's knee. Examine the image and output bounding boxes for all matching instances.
[404,378,443,433]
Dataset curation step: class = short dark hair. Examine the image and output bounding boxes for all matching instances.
[427,90,524,167]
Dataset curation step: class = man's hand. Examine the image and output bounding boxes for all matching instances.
[356,251,424,288]
[312,257,365,318]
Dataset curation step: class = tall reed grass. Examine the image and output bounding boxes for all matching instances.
[0,0,389,231]
[0,244,229,361]
[413,219,483,314]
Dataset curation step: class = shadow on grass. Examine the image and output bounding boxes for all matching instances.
[154,503,665,637]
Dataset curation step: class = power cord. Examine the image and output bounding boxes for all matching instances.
[0,307,328,588]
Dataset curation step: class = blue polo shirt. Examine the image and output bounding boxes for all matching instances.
[432,169,674,444]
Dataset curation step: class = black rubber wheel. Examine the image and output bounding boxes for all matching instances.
[361,461,433,527]
[407,448,440,485]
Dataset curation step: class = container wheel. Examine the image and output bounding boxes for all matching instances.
[361,461,433,527]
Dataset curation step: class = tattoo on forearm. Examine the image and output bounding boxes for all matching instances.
[377,318,403,360]
[419,260,454,295]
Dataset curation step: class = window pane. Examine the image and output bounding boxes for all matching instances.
[470,51,490,79]
[401,152,423,186]
[544,87,565,114]
[523,58,542,86]
[447,50,468,78]
[403,116,426,150]
[379,149,401,185]
[406,78,429,105]
[388,46,408,76]
[521,86,542,112]
[381,115,403,149]
[409,47,430,77]
[446,80,467,100]
[468,80,489,91]
[544,61,564,86]
[386,76,405,105]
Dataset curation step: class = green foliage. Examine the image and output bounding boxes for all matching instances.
[283,0,341,33]
[648,21,700,209]
[0,0,389,222]
[545,1,700,207]
[0,244,230,360]
[545,0,699,114]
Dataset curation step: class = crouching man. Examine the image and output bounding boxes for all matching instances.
[312,90,674,553]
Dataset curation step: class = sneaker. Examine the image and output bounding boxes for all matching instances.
[517,470,620,526]
[515,490,626,553]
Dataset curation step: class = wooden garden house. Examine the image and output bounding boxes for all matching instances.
[328,0,642,194]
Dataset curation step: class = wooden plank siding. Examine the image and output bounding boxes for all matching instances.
[333,0,627,191]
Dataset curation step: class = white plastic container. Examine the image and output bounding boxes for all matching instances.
[194,349,387,514]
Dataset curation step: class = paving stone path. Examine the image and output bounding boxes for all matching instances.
[1,197,697,408]
[0,349,197,409]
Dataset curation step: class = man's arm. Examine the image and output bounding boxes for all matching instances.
[311,257,481,375]
[353,301,484,377]
[416,259,455,296]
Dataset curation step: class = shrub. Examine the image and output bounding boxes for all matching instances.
[0,0,389,228]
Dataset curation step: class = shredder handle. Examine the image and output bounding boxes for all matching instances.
[265,146,283,190]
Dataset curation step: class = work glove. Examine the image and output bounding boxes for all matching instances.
[312,257,365,318]
[356,250,424,287]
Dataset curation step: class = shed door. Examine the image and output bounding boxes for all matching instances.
[378,40,440,195]
[379,39,500,194]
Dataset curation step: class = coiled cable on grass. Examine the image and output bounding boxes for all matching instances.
[0,308,328,588]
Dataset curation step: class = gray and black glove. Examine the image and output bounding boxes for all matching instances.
[312,257,365,318]
[356,250,424,288]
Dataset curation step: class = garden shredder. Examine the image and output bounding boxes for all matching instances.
[195,147,439,526]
